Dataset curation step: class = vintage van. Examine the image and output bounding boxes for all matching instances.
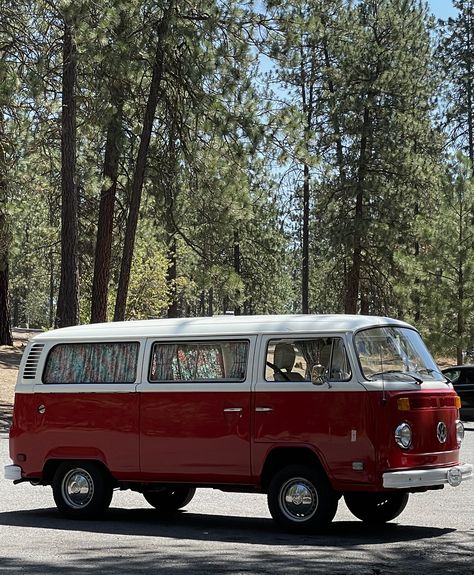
[4,314,472,532]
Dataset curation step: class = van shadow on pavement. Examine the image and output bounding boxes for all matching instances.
[0,506,455,547]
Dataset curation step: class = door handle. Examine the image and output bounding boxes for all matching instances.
[255,407,273,413]
[223,407,243,413]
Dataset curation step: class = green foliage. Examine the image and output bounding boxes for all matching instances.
[438,0,474,162]
[1,0,474,363]
[414,154,474,360]
[125,238,169,320]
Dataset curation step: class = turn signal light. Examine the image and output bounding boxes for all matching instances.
[397,397,410,411]
[455,396,462,409]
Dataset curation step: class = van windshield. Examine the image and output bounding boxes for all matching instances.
[355,326,444,382]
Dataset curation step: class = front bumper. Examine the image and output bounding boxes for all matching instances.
[4,465,22,481]
[383,463,473,489]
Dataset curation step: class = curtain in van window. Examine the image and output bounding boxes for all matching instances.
[151,344,177,381]
[150,344,225,381]
[43,342,139,384]
[227,342,248,379]
[150,341,248,382]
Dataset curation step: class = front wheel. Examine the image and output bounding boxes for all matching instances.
[344,492,409,524]
[267,464,338,533]
[143,487,196,512]
[52,461,113,519]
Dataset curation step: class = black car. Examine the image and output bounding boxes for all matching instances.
[442,365,474,411]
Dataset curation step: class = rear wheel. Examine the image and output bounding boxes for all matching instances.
[52,461,113,519]
[344,492,409,524]
[143,487,196,512]
[267,464,338,533]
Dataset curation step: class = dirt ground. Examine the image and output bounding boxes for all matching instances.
[0,332,32,433]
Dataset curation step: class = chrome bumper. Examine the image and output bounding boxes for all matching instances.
[383,463,473,489]
[4,465,22,481]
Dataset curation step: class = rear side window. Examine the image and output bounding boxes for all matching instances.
[43,342,139,384]
[149,341,249,382]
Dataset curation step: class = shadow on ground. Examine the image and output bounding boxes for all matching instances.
[0,506,468,575]
[0,348,22,370]
[0,505,456,546]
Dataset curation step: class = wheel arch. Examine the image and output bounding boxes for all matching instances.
[260,446,330,492]
[43,458,116,486]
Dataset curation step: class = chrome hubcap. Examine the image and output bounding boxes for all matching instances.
[62,468,94,509]
[280,477,318,522]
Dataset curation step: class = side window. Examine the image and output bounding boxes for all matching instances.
[149,341,249,383]
[445,369,461,384]
[265,338,351,382]
[43,342,139,384]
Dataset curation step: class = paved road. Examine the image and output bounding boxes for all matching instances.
[1,423,473,575]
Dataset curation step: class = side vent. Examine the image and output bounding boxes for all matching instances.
[23,344,45,380]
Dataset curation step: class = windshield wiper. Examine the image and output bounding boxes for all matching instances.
[415,367,450,384]
[368,370,423,384]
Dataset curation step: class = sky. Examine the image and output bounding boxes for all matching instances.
[428,0,458,20]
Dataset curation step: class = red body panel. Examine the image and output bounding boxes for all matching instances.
[373,390,461,486]
[139,391,251,482]
[10,392,140,479]
[252,390,376,487]
[9,386,462,490]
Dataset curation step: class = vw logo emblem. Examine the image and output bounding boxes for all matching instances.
[437,421,448,444]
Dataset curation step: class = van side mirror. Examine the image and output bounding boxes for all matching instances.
[311,365,328,386]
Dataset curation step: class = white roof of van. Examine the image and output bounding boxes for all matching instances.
[33,314,414,341]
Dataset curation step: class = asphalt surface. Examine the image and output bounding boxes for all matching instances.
[0,422,473,575]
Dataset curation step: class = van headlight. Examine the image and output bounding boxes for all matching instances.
[395,422,412,449]
[456,420,465,445]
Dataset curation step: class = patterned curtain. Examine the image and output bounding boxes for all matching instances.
[44,342,139,384]
[150,341,248,382]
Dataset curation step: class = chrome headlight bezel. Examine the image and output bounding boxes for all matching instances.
[455,420,465,446]
[395,422,412,449]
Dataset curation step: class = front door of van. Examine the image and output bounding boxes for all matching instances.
[253,335,375,485]
[138,337,255,483]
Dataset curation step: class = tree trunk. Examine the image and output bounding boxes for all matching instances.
[302,162,310,314]
[0,110,12,345]
[345,105,370,314]
[166,234,179,318]
[323,45,347,186]
[114,2,175,322]
[457,193,465,365]
[90,102,124,323]
[0,259,12,346]
[299,41,314,315]
[233,230,241,316]
[466,11,474,170]
[208,287,214,317]
[56,14,79,328]
[0,213,12,346]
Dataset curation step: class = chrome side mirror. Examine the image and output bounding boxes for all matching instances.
[311,364,328,386]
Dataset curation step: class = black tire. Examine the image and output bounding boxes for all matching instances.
[267,464,338,533]
[143,487,196,512]
[52,461,113,519]
[344,492,409,524]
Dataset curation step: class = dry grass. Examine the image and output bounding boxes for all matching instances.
[0,342,24,405]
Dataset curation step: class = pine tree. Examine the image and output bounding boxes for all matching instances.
[439,0,474,167]
[55,3,80,327]
[320,0,442,314]
[418,155,474,362]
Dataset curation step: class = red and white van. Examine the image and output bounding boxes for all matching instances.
[4,314,472,532]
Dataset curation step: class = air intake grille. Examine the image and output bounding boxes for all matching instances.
[23,344,45,380]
